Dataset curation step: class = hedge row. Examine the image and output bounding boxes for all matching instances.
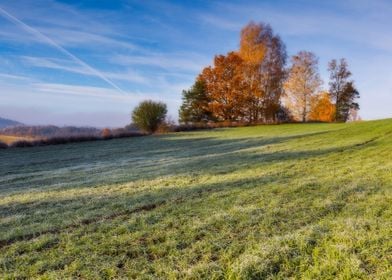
[0,132,144,149]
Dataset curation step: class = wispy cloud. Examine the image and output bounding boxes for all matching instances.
[22,56,150,84]
[0,73,33,81]
[39,28,137,50]
[112,52,211,73]
[198,14,242,31]
[0,5,127,94]
[30,81,179,104]
[33,83,131,99]
[199,1,392,52]
[0,0,390,125]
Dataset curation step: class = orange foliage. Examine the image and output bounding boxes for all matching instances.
[179,21,345,124]
[239,22,266,64]
[199,52,247,121]
[239,22,286,123]
[101,128,112,138]
[191,22,287,124]
[309,92,335,122]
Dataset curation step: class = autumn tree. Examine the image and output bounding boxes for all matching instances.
[260,33,287,122]
[178,21,354,125]
[309,92,335,122]
[239,22,287,123]
[284,51,322,122]
[200,52,246,122]
[101,128,112,139]
[328,58,360,122]
[239,22,265,122]
[276,105,293,122]
[239,22,266,64]
[179,79,213,124]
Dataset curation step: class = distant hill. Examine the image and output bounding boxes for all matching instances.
[0,117,23,128]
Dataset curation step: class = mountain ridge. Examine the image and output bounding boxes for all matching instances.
[0,117,23,128]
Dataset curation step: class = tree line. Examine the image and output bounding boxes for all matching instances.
[179,21,360,124]
[130,21,360,134]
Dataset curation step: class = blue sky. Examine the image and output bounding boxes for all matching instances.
[0,0,391,127]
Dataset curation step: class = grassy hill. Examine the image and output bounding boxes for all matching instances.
[0,119,391,279]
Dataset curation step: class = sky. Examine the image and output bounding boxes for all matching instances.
[0,0,391,127]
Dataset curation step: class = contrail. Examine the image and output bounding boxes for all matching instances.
[0,6,127,95]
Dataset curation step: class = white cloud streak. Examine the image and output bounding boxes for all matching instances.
[22,56,150,84]
[0,5,127,95]
[112,52,211,73]
[0,73,32,81]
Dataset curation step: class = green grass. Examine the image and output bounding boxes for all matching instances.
[0,119,391,279]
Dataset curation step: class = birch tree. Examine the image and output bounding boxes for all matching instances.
[284,51,322,122]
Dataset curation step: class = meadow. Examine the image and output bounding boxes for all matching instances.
[0,119,391,279]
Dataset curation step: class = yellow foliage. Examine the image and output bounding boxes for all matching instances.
[309,92,336,122]
[239,22,266,64]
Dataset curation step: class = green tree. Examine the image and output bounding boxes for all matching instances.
[179,79,213,124]
[328,59,360,122]
[132,100,167,133]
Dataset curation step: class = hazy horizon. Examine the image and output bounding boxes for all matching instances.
[1,0,391,127]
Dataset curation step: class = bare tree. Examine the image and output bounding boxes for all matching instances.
[284,51,322,122]
[328,59,360,122]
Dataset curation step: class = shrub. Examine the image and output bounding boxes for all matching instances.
[131,100,167,134]
[0,141,8,149]
[110,128,144,138]
[156,117,176,134]
[9,135,101,148]
[42,135,100,145]
[0,125,100,138]
[10,140,34,148]
[6,131,145,149]
[101,128,112,139]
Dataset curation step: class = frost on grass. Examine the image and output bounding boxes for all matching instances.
[0,120,391,278]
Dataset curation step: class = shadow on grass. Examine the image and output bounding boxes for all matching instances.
[0,133,374,246]
[0,149,367,249]
[0,131,332,194]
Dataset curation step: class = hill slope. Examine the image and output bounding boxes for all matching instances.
[0,119,391,278]
[0,117,22,128]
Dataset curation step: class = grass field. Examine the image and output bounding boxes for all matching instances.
[0,119,391,279]
[0,135,35,145]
